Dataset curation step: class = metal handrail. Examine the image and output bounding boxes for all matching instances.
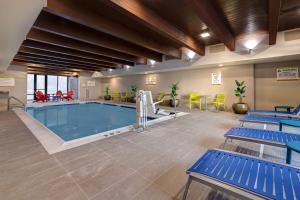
[8,96,25,110]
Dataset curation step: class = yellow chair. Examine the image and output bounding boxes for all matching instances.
[111,91,121,101]
[209,94,226,111]
[120,91,129,102]
[189,92,202,110]
[156,92,165,102]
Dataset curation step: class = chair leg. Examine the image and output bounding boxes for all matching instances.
[199,101,202,110]
[223,138,228,149]
[182,176,192,200]
[286,147,292,164]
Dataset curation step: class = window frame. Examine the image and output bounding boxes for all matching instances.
[26,74,69,101]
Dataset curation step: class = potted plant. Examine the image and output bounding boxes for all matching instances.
[128,84,137,103]
[169,82,180,107]
[104,86,111,100]
[232,80,249,114]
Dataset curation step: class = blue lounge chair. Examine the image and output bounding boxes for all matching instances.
[182,149,300,200]
[223,127,300,148]
[239,115,300,130]
[248,104,300,118]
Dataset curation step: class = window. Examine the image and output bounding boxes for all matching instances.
[26,74,69,101]
[58,76,68,94]
[47,75,58,94]
[36,75,45,93]
[27,74,34,100]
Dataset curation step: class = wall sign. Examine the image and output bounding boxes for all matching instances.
[146,75,157,85]
[277,67,299,80]
[0,78,15,86]
[211,72,222,85]
[87,80,96,87]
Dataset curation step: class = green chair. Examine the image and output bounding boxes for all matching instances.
[111,91,121,101]
[209,94,226,111]
[120,91,129,102]
[189,92,201,110]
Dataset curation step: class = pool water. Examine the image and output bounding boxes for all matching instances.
[26,103,136,141]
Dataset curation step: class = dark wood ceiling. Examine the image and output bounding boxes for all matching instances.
[12,0,300,74]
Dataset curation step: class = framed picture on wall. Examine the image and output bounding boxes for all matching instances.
[87,80,96,87]
[277,67,299,80]
[211,72,222,85]
[146,75,157,85]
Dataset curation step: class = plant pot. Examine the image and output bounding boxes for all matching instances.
[104,95,111,100]
[169,99,179,107]
[232,102,249,114]
[128,97,136,103]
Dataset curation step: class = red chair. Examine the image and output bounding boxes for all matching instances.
[34,91,49,102]
[55,90,64,101]
[64,91,74,101]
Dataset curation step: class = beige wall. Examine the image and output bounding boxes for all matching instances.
[103,64,255,110]
[255,60,300,110]
[78,72,102,100]
[2,61,299,111]
[0,66,27,111]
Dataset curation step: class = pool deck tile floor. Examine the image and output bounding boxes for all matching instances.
[0,109,299,200]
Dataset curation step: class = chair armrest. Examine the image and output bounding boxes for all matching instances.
[153,99,164,105]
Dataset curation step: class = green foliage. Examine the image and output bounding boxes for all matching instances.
[234,80,246,103]
[105,86,109,96]
[130,84,137,97]
[170,82,179,98]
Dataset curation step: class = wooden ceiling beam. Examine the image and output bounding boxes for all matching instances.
[27,66,81,73]
[46,1,181,59]
[12,61,87,73]
[103,0,204,56]
[16,53,115,69]
[11,60,82,72]
[27,70,78,76]
[18,47,120,67]
[13,57,107,71]
[27,29,143,65]
[22,40,132,67]
[33,11,163,61]
[268,0,281,45]
[188,0,235,51]
[14,55,110,71]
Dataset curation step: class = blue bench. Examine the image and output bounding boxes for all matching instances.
[182,149,300,200]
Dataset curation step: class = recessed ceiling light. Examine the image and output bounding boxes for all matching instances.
[108,68,113,72]
[244,39,258,50]
[200,32,210,38]
[149,59,156,66]
[124,65,130,70]
[186,50,196,59]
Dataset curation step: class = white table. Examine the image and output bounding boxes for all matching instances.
[201,95,210,111]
